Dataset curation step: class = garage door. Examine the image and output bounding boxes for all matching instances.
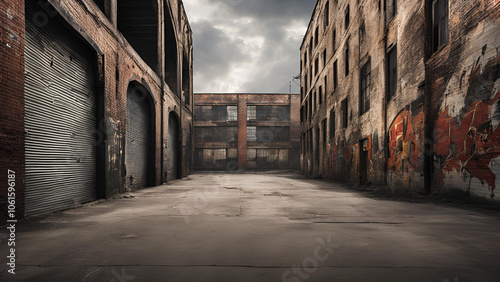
[24,2,97,216]
[125,86,151,190]
[167,113,179,180]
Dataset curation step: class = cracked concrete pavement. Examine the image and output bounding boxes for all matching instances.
[1,172,500,281]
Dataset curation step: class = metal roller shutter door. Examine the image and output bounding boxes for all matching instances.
[24,2,97,216]
[167,115,179,180]
[125,92,150,190]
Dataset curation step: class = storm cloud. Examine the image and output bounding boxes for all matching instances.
[183,0,316,93]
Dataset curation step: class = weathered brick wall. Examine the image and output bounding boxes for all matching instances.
[194,93,301,170]
[385,0,426,192]
[0,0,193,223]
[0,0,25,222]
[428,0,500,200]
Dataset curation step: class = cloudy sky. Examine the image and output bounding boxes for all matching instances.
[183,0,316,94]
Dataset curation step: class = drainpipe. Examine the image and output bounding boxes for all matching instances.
[382,0,388,186]
[160,1,165,184]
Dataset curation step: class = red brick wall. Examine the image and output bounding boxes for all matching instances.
[0,0,25,222]
[427,0,500,199]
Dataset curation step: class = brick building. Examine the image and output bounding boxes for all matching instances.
[301,0,500,200]
[194,93,301,170]
[0,0,194,223]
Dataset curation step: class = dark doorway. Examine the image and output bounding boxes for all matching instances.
[167,112,181,181]
[360,139,369,184]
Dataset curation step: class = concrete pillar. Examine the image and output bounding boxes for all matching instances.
[237,96,247,170]
[105,0,117,27]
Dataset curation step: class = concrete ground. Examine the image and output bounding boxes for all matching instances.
[1,172,500,282]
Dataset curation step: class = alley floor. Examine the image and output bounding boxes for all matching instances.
[1,172,500,282]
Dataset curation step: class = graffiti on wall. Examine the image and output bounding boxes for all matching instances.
[434,52,500,197]
[388,110,423,175]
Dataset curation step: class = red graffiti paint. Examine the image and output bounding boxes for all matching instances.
[388,110,423,176]
[435,90,500,192]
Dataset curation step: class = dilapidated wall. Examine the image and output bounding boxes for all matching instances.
[0,0,194,223]
[194,93,300,171]
[428,0,500,199]
[301,0,500,200]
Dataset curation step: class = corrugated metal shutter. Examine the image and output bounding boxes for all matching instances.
[24,2,97,216]
[125,90,150,190]
[167,114,179,180]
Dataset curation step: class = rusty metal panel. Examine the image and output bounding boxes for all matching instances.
[24,2,97,216]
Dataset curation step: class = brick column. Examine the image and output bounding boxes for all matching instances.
[237,96,247,169]
[0,0,25,223]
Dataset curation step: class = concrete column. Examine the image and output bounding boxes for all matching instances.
[237,96,247,170]
[105,0,117,27]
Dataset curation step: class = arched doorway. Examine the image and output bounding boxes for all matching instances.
[125,82,155,191]
[167,112,181,181]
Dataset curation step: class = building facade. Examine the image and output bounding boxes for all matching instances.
[301,0,500,200]
[194,93,301,170]
[0,0,194,223]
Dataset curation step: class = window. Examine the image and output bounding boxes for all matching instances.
[195,105,238,122]
[305,73,308,92]
[333,60,338,90]
[325,1,330,27]
[313,91,317,112]
[309,38,313,58]
[227,106,237,121]
[319,86,323,105]
[195,127,238,142]
[345,5,350,30]
[308,97,312,120]
[315,27,319,47]
[329,109,335,141]
[332,29,336,51]
[248,127,290,142]
[300,106,304,123]
[324,76,328,97]
[323,49,327,69]
[433,0,449,52]
[388,46,398,98]
[360,60,371,114]
[305,100,308,119]
[342,98,348,128]
[345,44,350,76]
[248,105,291,121]
[315,58,319,76]
[247,106,256,121]
[247,126,257,141]
[322,119,327,145]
